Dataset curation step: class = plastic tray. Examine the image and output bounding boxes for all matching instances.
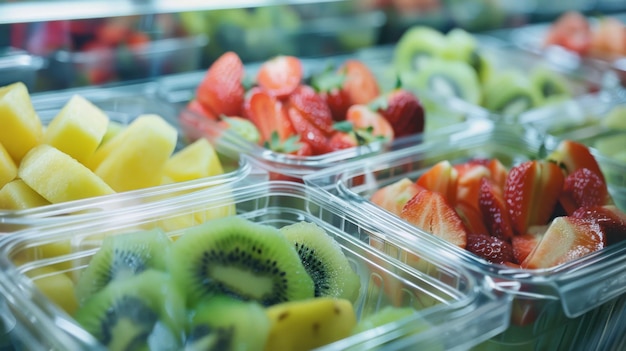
[0,48,45,92]
[0,85,253,232]
[0,181,510,350]
[304,119,626,351]
[159,63,478,183]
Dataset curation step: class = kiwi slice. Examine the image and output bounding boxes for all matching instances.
[74,270,186,351]
[441,28,477,63]
[531,67,572,100]
[170,216,315,307]
[482,71,543,116]
[75,228,172,304]
[184,295,269,351]
[279,221,361,302]
[394,26,447,73]
[402,58,482,105]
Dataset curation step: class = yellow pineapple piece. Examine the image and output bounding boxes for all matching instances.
[94,114,177,192]
[0,179,51,209]
[43,95,109,165]
[19,144,115,203]
[100,120,125,146]
[27,266,79,315]
[163,138,224,182]
[0,82,43,163]
[0,142,17,188]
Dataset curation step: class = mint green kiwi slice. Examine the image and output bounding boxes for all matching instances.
[169,216,315,307]
[394,26,447,73]
[482,71,543,116]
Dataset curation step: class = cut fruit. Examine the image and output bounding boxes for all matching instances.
[601,105,626,130]
[0,82,43,163]
[0,179,51,210]
[530,67,571,100]
[43,95,109,165]
[27,266,79,316]
[394,26,447,73]
[416,160,458,205]
[511,226,545,264]
[0,142,17,189]
[18,144,115,204]
[482,71,543,116]
[455,200,489,236]
[454,160,491,211]
[466,233,514,264]
[571,205,626,246]
[594,133,626,159]
[479,177,515,240]
[169,216,315,307]
[100,120,125,147]
[256,55,303,98]
[163,138,223,183]
[264,297,357,351]
[547,139,605,180]
[559,167,612,215]
[441,28,478,63]
[370,178,422,217]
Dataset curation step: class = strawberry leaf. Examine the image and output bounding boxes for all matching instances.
[333,120,354,133]
[368,94,388,111]
[263,132,302,153]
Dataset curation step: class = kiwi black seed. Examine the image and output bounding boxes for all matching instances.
[169,216,315,307]
[394,26,447,72]
[75,228,172,304]
[279,221,361,302]
[184,295,270,351]
[74,270,186,351]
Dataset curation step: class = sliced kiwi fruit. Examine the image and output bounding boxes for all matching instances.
[184,295,269,351]
[74,270,186,351]
[394,26,447,73]
[441,28,477,63]
[531,67,572,101]
[169,216,315,307]
[402,58,482,105]
[75,228,172,304]
[482,71,543,116]
[279,221,361,302]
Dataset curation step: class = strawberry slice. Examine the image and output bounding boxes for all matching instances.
[256,55,303,99]
[521,216,606,269]
[466,233,515,264]
[345,104,394,143]
[327,131,358,152]
[479,177,515,240]
[400,188,468,248]
[455,200,489,237]
[288,85,335,136]
[286,106,330,155]
[487,158,508,191]
[559,167,613,215]
[571,205,626,245]
[416,160,458,205]
[547,140,604,181]
[511,226,546,264]
[340,59,380,105]
[454,160,491,211]
[371,178,423,217]
[504,160,565,235]
[371,88,425,138]
[196,51,245,117]
[186,99,218,121]
[243,88,295,145]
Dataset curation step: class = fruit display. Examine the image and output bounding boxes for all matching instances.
[0,182,511,351]
[0,81,227,214]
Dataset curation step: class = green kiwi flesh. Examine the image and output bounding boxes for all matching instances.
[394,26,447,73]
[169,216,315,307]
[75,228,172,304]
[74,270,186,351]
[482,71,543,116]
[402,58,482,105]
[530,67,572,100]
[279,221,361,302]
[441,28,477,64]
[184,295,270,351]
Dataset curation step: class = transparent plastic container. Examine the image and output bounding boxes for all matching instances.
[0,181,510,350]
[0,86,252,232]
[0,47,45,92]
[304,119,626,351]
[159,64,478,183]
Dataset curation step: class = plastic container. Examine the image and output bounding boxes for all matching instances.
[0,48,45,92]
[0,85,253,232]
[304,119,626,351]
[519,90,626,212]
[0,181,510,350]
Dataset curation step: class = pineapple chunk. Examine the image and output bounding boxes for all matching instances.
[163,138,224,182]
[43,95,109,165]
[0,179,51,209]
[0,142,17,188]
[19,144,115,203]
[0,82,43,163]
[27,266,79,316]
[94,114,177,192]
[100,120,125,146]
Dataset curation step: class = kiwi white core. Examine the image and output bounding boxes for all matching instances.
[210,265,273,299]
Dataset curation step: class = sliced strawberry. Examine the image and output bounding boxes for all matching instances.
[196,51,245,117]
[466,233,515,264]
[311,66,351,121]
[256,55,303,98]
[186,99,218,121]
[340,59,380,105]
[371,178,423,217]
[487,158,508,191]
[243,88,295,145]
[504,160,565,235]
[288,85,335,136]
[345,104,394,142]
[455,200,489,237]
[416,160,458,205]
[371,88,425,138]
[400,188,468,248]
[511,226,545,264]
[454,160,491,211]
[327,131,358,152]
[479,177,515,241]
[547,140,604,181]
[521,216,606,269]
[571,205,626,245]
[559,167,612,215]
[286,106,330,155]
